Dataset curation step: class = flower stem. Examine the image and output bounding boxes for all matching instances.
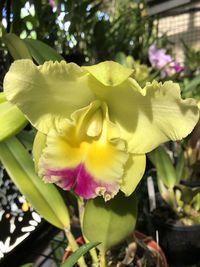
[64,228,87,267]
[99,251,107,267]
[78,197,99,266]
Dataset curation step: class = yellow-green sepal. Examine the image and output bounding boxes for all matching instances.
[32,131,47,171]
[0,136,70,230]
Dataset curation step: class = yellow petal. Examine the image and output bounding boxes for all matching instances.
[91,79,199,153]
[4,60,95,133]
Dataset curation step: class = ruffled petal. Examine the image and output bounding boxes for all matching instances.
[120,154,146,196]
[39,101,129,200]
[83,61,133,86]
[4,60,95,133]
[88,77,199,153]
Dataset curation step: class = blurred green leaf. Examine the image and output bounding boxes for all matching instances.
[20,264,32,267]
[2,33,32,60]
[193,193,200,211]
[61,241,100,267]
[17,130,35,151]
[0,93,27,142]
[83,192,137,253]
[24,38,64,64]
[0,136,70,229]
[175,149,185,183]
[184,74,200,93]
[150,146,177,189]
[115,52,127,66]
[177,185,200,204]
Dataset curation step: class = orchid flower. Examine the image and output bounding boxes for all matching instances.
[148,44,184,77]
[3,60,199,200]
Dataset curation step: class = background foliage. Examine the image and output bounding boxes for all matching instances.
[0,0,162,81]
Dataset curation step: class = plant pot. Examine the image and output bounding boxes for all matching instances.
[152,220,200,266]
[62,231,168,267]
[144,195,200,266]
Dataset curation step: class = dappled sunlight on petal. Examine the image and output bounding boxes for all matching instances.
[4,60,95,133]
[88,77,199,153]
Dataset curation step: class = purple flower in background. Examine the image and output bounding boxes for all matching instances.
[148,44,183,77]
[148,44,172,69]
[49,0,55,8]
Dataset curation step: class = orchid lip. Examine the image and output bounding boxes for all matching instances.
[42,163,119,200]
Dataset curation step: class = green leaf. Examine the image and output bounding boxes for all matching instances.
[24,39,64,64]
[0,93,28,142]
[184,74,200,93]
[17,130,35,151]
[0,137,70,229]
[175,149,185,183]
[61,242,100,267]
[2,33,32,60]
[177,185,200,205]
[20,264,32,267]
[150,146,177,189]
[83,192,137,253]
[115,52,127,66]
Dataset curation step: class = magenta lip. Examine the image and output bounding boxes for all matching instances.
[43,163,119,199]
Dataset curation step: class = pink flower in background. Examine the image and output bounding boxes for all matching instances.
[173,62,184,73]
[148,44,172,69]
[49,0,55,8]
[148,44,184,77]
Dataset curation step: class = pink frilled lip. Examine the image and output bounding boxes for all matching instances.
[42,163,119,200]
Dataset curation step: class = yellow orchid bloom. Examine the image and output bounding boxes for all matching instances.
[3,60,199,200]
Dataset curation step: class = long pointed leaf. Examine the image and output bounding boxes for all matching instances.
[2,33,32,60]
[24,39,64,64]
[151,146,177,188]
[61,242,100,267]
[0,137,70,229]
[175,149,185,183]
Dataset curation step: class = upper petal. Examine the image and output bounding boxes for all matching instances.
[4,60,95,133]
[88,77,199,153]
[83,61,133,86]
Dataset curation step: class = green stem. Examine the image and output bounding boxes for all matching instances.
[78,198,99,266]
[64,228,87,267]
[99,251,107,267]
[78,197,85,227]
[168,189,177,212]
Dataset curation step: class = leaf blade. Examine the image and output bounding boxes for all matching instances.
[0,137,70,229]
[2,33,32,60]
[24,39,64,64]
[83,192,137,252]
[61,242,100,267]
